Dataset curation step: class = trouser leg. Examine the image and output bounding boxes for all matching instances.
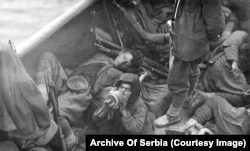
[36,52,68,103]
[168,58,201,109]
[154,58,192,127]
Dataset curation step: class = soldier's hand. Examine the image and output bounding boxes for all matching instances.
[230,61,241,78]
[197,127,214,135]
[158,24,169,34]
[139,69,149,82]
[166,20,174,36]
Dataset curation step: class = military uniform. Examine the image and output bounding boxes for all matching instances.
[203,31,250,98]
[193,95,248,134]
[155,0,225,127]
[36,52,123,124]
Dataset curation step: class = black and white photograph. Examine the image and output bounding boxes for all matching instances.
[1,0,250,150]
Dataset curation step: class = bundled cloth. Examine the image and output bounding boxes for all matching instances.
[0,42,57,145]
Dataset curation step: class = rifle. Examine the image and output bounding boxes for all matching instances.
[42,63,68,151]
[8,40,16,52]
[96,2,168,77]
[110,12,124,48]
[95,38,168,77]
[87,10,97,53]
[168,0,181,70]
[102,1,120,45]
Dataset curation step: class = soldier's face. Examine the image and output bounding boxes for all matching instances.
[118,83,132,101]
[114,51,133,70]
[117,83,132,106]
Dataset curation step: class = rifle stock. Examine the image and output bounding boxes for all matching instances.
[47,82,68,151]
[42,64,68,151]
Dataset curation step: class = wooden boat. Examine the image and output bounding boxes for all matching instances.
[17,0,188,134]
[19,0,98,79]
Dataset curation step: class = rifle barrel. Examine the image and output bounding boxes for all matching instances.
[143,57,168,72]
[141,62,168,77]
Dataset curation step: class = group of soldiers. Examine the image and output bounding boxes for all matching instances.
[1,0,250,151]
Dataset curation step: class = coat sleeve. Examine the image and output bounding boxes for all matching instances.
[216,93,245,107]
[192,96,215,124]
[120,98,147,134]
[222,6,239,31]
[202,0,225,41]
[223,31,248,62]
[125,10,168,44]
